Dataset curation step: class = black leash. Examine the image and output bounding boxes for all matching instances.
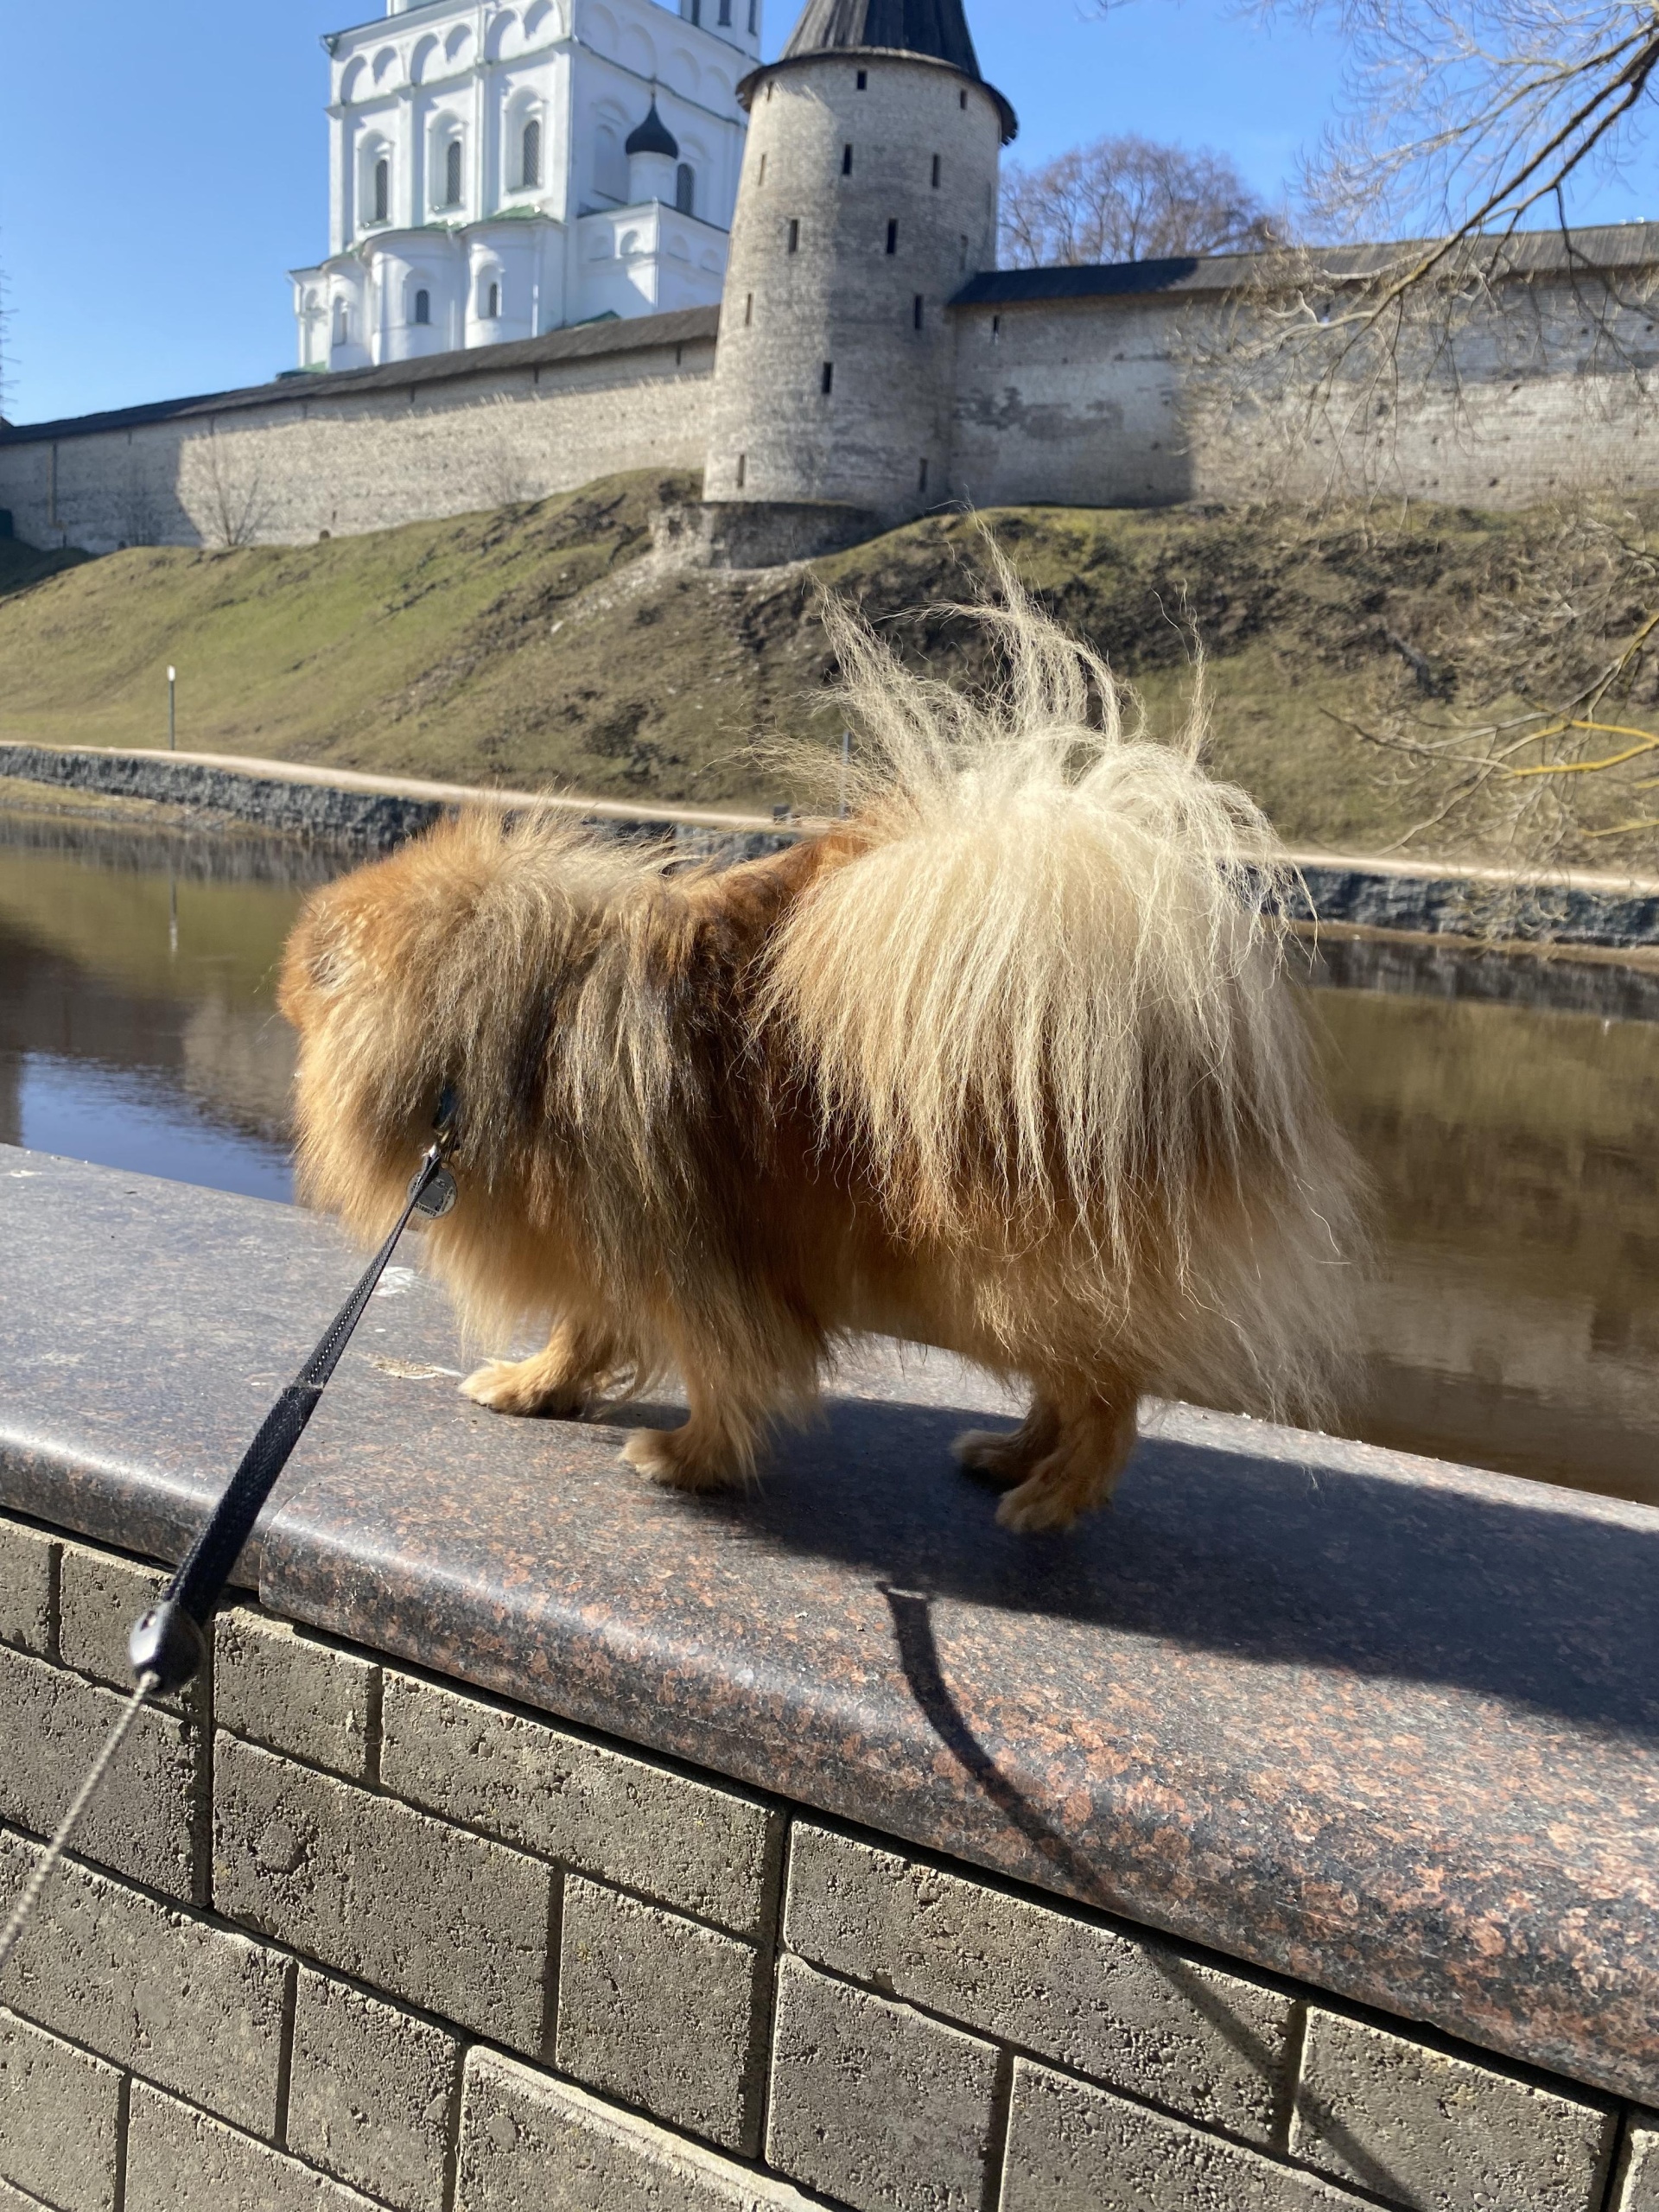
[0,1097,460,1980]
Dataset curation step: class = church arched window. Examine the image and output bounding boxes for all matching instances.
[486,279,501,319]
[675,163,695,216]
[444,137,464,207]
[333,299,349,347]
[594,122,627,202]
[521,118,543,190]
[413,289,431,326]
[373,157,390,224]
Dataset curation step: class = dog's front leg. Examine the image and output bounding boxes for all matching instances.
[461,1318,618,1420]
[621,1357,765,1494]
[992,1375,1141,1534]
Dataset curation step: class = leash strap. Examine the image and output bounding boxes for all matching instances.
[0,1675,157,1981]
[0,1101,461,1988]
[129,1137,456,1694]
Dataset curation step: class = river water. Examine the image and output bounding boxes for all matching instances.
[3,807,1656,1506]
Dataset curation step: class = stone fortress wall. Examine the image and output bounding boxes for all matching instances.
[6,248,1659,558]
[0,315,719,557]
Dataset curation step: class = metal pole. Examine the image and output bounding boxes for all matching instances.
[167,667,176,753]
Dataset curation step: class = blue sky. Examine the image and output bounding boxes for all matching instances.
[0,0,1649,426]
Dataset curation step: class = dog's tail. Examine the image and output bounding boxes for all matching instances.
[761,561,1363,1417]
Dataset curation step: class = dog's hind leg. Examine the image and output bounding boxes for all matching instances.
[461,1318,618,1419]
[952,1397,1062,1489]
[995,1376,1141,1535]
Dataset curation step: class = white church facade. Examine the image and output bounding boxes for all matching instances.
[290,0,762,371]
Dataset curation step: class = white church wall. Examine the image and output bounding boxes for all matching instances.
[296,0,752,367]
[0,328,717,556]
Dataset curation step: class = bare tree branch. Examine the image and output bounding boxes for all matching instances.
[999,135,1284,268]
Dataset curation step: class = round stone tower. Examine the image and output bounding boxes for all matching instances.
[706,0,1016,523]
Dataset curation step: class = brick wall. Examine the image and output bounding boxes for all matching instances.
[0,1507,1651,2212]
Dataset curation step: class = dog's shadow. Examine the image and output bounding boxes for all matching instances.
[607,1386,1659,1738]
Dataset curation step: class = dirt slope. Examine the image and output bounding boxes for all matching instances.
[1,472,1649,861]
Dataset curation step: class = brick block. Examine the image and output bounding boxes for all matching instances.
[56,1541,208,1730]
[380,1670,779,1936]
[0,1642,201,1899]
[556,1876,764,2155]
[57,1541,168,1691]
[215,1605,378,1781]
[765,1955,999,2212]
[124,2084,381,2209]
[786,1823,1291,2144]
[213,1732,552,2050]
[0,2182,52,2210]
[458,2050,818,2210]
[0,1521,55,1657]
[0,2009,123,2212]
[1001,2059,1366,2211]
[0,1830,289,2137]
[1612,2113,1658,2212]
[1291,2010,1616,2212]
[287,1969,460,2212]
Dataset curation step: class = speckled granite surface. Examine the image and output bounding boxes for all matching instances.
[3,1147,1656,2107]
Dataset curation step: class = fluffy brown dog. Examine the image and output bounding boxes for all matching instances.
[279,585,1361,1531]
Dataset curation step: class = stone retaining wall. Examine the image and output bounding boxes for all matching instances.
[0,1510,1651,2212]
[4,741,1658,952]
[0,746,791,865]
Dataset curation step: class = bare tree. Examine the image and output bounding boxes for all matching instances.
[999,136,1283,268]
[1283,1,1659,278]
[468,393,532,510]
[199,433,273,550]
[1338,498,1659,875]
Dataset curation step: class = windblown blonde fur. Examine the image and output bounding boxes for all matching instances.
[280,574,1363,1532]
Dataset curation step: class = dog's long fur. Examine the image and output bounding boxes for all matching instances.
[279,582,1362,1530]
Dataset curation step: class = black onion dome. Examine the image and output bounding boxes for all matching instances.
[625,99,680,160]
[783,0,982,74]
[771,0,1016,138]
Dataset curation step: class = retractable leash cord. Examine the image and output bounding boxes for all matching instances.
[0,1096,461,1983]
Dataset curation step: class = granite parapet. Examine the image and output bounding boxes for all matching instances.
[3,1146,1656,2111]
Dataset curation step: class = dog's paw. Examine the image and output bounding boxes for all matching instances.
[460,1359,590,1419]
[952,1427,1027,1489]
[995,1474,1088,1535]
[621,1426,741,1493]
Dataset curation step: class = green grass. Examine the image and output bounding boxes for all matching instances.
[0,473,1631,859]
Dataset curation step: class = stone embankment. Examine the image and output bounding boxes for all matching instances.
[4,740,1659,950]
[0,1152,1656,2212]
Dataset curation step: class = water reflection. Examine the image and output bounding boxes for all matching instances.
[0,813,328,1202]
[1305,961,1659,1505]
[2,806,1656,1504]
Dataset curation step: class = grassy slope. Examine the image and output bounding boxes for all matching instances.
[0,471,1619,858]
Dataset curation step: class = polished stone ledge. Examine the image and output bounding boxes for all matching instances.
[3,1147,1656,2110]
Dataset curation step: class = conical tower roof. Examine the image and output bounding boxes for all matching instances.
[760,0,1016,138]
[783,0,982,78]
